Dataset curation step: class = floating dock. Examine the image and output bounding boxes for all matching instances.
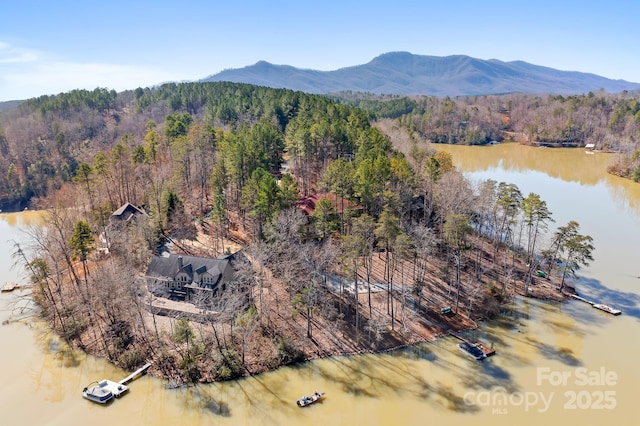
[1,282,31,292]
[448,330,496,357]
[569,294,622,315]
[1,282,18,292]
[592,303,622,315]
[82,363,151,403]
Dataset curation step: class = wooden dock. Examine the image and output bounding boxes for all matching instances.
[1,282,31,292]
[569,294,593,305]
[448,330,496,357]
[1,282,18,292]
[569,294,622,315]
[592,304,622,315]
[119,363,152,385]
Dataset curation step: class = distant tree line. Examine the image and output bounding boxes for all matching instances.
[338,90,640,181]
[2,85,640,211]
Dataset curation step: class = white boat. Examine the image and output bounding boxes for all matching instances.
[82,380,128,404]
[457,341,487,360]
[296,391,325,407]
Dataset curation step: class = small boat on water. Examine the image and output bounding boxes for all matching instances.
[82,380,128,404]
[457,341,487,360]
[592,304,622,315]
[296,391,325,407]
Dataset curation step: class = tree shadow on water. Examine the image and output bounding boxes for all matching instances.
[313,352,445,403]
[537,343,582,366]
[202,397,232,417]
[479,359,511,382]
[392,343,437,362]
[433,382,480,414]
[454,358,519,396]
[183,386,233,418]
[316,356,403,399]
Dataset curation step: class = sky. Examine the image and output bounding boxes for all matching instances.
[1,0,639,102]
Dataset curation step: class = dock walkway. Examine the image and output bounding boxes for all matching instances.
[119,363,152,385]
[569,294,594,305]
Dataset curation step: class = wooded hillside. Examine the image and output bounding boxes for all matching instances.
[14,82,598,385]
[2,84,640,212]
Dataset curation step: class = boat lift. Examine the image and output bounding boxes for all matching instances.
[82,363,151,404]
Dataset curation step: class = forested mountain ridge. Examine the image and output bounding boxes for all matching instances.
[202,52,640,96]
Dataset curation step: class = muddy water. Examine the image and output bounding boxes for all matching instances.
[1,143,639,425]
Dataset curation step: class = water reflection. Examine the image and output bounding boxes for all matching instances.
[438,144,612,184]
[395,343,437,362]
[439,143,640,219]
[0,209,44,228]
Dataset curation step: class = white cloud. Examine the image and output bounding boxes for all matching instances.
[0,41,39,64]
[0,40,188,100]
[0,58,181,101]
[33,61,178,90]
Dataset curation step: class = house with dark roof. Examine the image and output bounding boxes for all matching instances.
[98,203,149,255]
[145,253,234,305]
[110,202,148,224]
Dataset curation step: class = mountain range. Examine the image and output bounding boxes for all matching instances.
[201,51,640,97]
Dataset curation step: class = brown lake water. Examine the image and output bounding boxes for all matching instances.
[1,143,639,425]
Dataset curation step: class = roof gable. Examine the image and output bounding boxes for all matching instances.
[146,254,230,280]
[112,203,147,220]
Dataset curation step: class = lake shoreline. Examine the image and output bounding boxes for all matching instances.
[123,228,574,383]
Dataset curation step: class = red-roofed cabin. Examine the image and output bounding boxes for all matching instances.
[296,193,362,216]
